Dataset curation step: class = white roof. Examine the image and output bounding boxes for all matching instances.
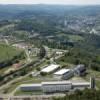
[72,82,90,86]
[20,84,41,87]
[54,69,70,75]
[56,51,63,54]
[42,81,71,85]
[41,64,60,73]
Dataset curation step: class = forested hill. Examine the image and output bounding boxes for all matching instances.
[0,5,100,19]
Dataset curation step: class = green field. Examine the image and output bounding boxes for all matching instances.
[15,90,42,96]
[2,74,54,95]
[57,33,84,42]
[67,34,84,41]
[0,44,22,62]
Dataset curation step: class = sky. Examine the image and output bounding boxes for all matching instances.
[0,0,100,5]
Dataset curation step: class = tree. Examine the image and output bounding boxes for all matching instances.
[36,67,41,71]
[40,72,47,76]
[20,70,27,76]
[0,75,4,81]
[39,46,46,59]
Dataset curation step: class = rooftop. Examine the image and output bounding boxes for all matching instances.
[72,82,90,86]
[41,64,60,73]
[20,84,41,87]
[42,81,71,85]
[74,64,86,71]
[54,69,70,75]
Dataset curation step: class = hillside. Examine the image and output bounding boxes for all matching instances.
[0,44,20,62]
[0,44,25,68]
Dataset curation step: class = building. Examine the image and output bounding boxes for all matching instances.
[12,43,28,49]
[54,69,74,80]
[19,84,41,91]
[41,64,60,73]
[90,77,95,89]
[56,51,63,55]
[19,77,95,93]
[72,82,90,90]
[63,70,74,80]
[42,81,72,93]
[74,64,86,76]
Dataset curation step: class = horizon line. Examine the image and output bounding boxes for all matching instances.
[0,3,100,6]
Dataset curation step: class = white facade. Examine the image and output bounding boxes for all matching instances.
[19,78,95,93]
[54,69,74,79]
[42,81,72,93]
[72,82,90,90]
[19,84,41,91]
[41,64,60,73]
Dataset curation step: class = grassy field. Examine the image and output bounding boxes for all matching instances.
[15,89,43,96]
[0,24,15,31]
[57,33,84,42]
[2,76,42,94]
[2,74,54,95]
[67,34,84,41]
[0,44,22,62]
[83,69,100,90]
[0,44,24,75]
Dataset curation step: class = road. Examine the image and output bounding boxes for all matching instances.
[0,94,65,100]
[0,58,45,95]
[25,49,31,62]
[0,44,67,96]
[4,39,9,45]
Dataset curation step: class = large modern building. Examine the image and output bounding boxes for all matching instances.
[19,77,95,93]
[41,64,60,73]
[54,69,74,80]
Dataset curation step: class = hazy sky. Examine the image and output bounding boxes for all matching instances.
[0,0,100,5]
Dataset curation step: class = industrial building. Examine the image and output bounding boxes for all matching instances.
[74,64,86,76]
[72,82,90,90]
[41,64,60,73]
[19,77,95,93]
[19,84,41,91]
[54,69,74,80]
[41,81,72,93]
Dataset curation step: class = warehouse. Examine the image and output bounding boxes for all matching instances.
[42,81,72,93]
[54,69,74,79]
[41,64,60,73]
[19,84,41,91]
[19,77,95,93]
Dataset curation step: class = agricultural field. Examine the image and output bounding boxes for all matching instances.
[0,43,25,75]
[57,33,84,42]
[0,44,22,62]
